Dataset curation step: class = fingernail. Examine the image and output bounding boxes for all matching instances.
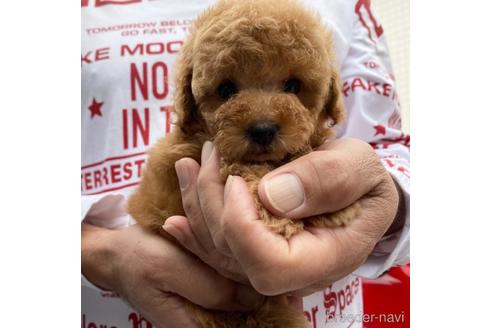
[236,285,264,309]
[264,174,304,213]
[201,141,213,164]
[162,222,183,242]
[175,159,190,191]
[224,175,235,202]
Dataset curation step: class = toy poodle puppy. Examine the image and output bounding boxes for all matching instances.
[128,0,361,327]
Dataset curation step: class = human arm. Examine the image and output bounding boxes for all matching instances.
[81,222,264,328]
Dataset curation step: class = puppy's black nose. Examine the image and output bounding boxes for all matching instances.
[246,121,279,146]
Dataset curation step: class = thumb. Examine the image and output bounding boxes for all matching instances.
[258,149,372,218]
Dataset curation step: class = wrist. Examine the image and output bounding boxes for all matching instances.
[384,176,406,236]
[81,223,119,291]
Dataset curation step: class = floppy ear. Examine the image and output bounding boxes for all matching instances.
[324,69,346,126]
[174,43,205,136]
[311,69,346,147]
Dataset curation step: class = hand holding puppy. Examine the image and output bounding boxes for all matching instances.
[81,223,264,328]
[165,138,402,296]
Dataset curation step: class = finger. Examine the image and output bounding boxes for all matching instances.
[258,138,384,218]
[196,141,232,256]
[163,215,208,259]
[161,238,264,311]
[175,157,217,252]
[164,215,249,284]
[221,176,303,294]
[222,177,368,295]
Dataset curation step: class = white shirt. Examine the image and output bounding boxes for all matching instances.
[81,1,410,327]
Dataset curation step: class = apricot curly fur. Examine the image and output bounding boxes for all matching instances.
[127,0,360,327]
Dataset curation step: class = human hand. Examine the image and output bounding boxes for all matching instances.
[81,223,264,328]
[163,145,248,285]
[164,138,401,297]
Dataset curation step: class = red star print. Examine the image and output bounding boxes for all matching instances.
[373,124,386,136]
[88,98,104,119]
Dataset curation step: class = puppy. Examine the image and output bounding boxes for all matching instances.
[128,0,361,327]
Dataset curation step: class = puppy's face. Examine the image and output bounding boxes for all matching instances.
[175,0,344,163]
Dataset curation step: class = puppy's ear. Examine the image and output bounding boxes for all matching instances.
[324,69,346,126]
[174,44,204,135]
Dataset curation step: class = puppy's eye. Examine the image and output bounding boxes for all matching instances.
[283,78,301,94]
[217,81,238,100]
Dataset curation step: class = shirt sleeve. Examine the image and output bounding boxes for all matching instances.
[81,193,132,228]
[336,0,410,278]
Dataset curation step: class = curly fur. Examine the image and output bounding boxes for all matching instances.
[128,0,361,327]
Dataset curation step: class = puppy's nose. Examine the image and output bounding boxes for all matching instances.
[246,121,279,146]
